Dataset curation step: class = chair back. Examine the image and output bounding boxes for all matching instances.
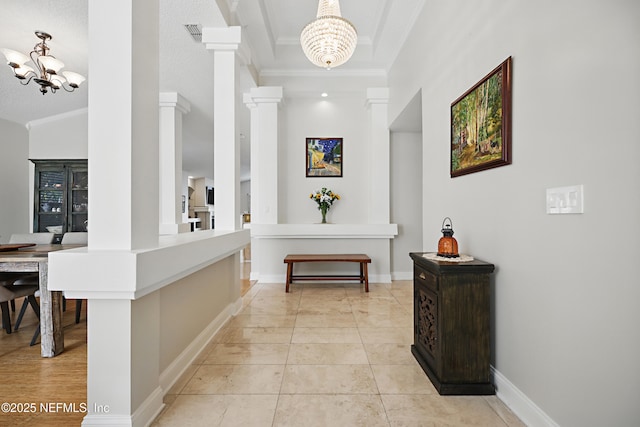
[61,232,88,245]
[9,233,55,244]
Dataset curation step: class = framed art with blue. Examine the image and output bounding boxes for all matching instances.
[306,137,343,177]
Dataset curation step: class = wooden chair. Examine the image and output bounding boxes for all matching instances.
[0,283,39,334]
[60,232,88,245]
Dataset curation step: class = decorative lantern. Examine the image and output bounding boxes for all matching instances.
[437,217,459,258]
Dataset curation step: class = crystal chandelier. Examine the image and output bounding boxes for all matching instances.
[300,0,357,70]
[1,31,86,95]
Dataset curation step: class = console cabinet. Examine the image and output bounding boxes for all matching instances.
[409,252,495,395]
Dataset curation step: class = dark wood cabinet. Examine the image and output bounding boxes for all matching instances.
[409,252,495,395]
[32,159,88,238]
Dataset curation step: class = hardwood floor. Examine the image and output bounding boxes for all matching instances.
[0,297,87,426]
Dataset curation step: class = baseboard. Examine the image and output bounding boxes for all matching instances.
[82,414,136,427]
[158,301,236,395]
[231,296,243,315]
[256,273,392,284]
[492,367,559,427]
[391,271,413,281]
[256,274,285,284]
[132,386,164,427]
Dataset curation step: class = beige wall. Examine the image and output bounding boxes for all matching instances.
[159,256,234,372]
[388,1,640,425]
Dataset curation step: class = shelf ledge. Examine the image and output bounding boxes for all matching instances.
[251,223,398,239]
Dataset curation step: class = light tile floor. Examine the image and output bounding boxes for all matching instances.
[152,281,525,427]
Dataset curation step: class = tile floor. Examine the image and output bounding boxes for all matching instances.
[152,281,525,427]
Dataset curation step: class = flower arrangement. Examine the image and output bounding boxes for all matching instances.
[310,187,340,223]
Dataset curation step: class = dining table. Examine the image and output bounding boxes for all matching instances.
[0,244,82,357]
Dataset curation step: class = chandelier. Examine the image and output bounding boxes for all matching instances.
[1,31,86,95]
[300,0,357,70]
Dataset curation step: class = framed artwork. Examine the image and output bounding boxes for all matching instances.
[306,137,343,177]
[450,56,512,177]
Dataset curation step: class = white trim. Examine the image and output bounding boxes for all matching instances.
[159,92,191,114]
[131,387,164,427]
[259,68,387,79]
[26,107,88,130]
[50,229,250,300]
[81,415,134,427]
[251,223,398,239]
[159,301,236,394]
[492,366,560,427]
[391,271,413,281]
[257,273,391,284]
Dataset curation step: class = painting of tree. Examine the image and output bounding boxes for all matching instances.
[451,57,512,177]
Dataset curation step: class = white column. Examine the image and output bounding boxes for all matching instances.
[244,87,283,224]
[203,27,242,230]
[85,0,161,424]
[366,88,391,223]
[159,92,191,234]
[89,0,159,250]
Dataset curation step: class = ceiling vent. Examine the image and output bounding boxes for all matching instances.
[184,24,202,42]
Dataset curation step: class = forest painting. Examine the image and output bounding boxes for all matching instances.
[451,57,512,177]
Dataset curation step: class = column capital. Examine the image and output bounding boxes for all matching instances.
[365,87,390,107]
[202,26,241,51]
[243,86,284,108]
[159,92,191,114]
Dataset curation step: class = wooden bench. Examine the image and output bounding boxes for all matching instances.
[283,254,371,293]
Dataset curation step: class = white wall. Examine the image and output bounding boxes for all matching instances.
[390,131,422,278]
[0,118,30,242]
[388,1,640,426]
[249,92,398,282]
[25,109,88,231]
[279,96,369,224]
[28,109,88,159]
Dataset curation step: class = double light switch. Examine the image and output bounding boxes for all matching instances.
[546,185,584,214]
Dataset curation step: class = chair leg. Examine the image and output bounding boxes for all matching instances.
[14,298,30,331]
[27,295,40,320]
[16,295,39,335]
[10,299,15,312]
[30,324,40,347]
[75,299,83,324]
[1,301,12,334]
[27,296,41,347]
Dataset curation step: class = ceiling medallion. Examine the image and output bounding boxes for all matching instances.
[300,0,358,70]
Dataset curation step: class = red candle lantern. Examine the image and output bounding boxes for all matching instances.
[437,217,459,258]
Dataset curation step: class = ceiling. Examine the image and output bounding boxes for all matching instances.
[0,0,425,179]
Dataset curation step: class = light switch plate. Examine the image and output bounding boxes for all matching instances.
[546,185,584,214]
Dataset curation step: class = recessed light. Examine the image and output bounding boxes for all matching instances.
[321,92,328,97]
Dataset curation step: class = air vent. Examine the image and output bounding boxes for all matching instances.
[184,24,202,42]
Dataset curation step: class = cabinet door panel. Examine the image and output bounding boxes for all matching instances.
[415,283,439,372]
[32,160,88,235]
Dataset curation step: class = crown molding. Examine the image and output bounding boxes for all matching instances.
[259,67,386,79]
[25,107,88,130]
